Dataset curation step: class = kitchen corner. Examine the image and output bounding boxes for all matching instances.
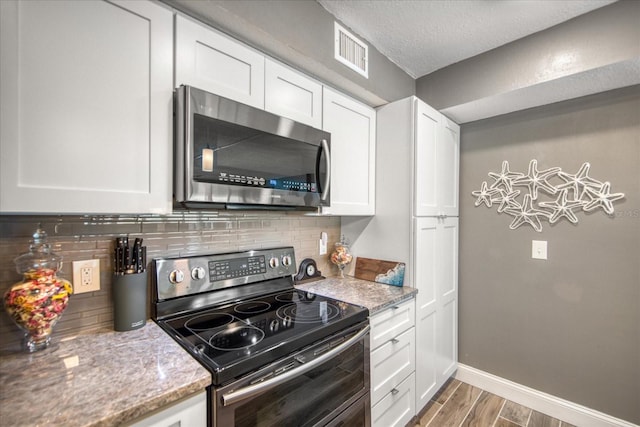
[0,322,211,427]
[295,276,417,315]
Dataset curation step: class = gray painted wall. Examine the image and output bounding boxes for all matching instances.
[459,85,639,423]
[164,0,414,106]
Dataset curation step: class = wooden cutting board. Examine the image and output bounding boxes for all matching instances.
[354,257,405,286]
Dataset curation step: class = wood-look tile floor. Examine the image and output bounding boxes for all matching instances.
[411,379,576,427]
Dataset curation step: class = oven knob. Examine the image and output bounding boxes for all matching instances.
[269,257,279,268]
[169,269,184,284]
[269,320,279,332]
[281,255,292,266]
[191,266,206,280]
[282,315,293,327]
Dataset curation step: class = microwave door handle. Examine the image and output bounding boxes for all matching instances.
[221,324,369,407]
[320,139,331,202]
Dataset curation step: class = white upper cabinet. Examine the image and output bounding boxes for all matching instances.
[439,116,460,217]
[0,0,173,214]
[175,15,265,109]
[321,87,376,216]
[414,100,460,217]
[264,59,322,128]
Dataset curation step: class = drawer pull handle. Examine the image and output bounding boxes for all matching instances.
[391,305,400,310]
[390,338,399,344]
[391,388,400,395]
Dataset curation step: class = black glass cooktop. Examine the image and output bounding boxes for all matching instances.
[157,289,368,385]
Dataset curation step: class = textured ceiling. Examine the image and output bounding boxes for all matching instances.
[317,0,617,78]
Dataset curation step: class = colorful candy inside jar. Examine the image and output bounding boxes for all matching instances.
[4,228,73,353]
[330,237,353,278]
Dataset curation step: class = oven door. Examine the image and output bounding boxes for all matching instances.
[213,322,370,427]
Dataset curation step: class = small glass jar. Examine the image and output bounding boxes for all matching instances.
[4,228,73,352]
[330,237,353,278]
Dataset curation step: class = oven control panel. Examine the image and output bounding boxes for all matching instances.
[209,256,267,281]
[154,247,297,301]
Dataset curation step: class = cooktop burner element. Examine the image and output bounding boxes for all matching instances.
[210,326,264,351]
[152,247,369,385]
[276,301,340,324]
[234,301,271,314]
[185,313,235,331]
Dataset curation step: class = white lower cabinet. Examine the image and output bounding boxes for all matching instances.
[369,298,415,427]
[126,391,207,427]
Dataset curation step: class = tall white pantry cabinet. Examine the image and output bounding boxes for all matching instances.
[342,96,459,419]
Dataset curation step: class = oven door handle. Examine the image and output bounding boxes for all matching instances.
[222,324,370,407]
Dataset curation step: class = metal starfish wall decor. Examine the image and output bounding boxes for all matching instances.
[471,160,625,232]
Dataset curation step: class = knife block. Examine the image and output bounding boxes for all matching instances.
[112,272,147,332]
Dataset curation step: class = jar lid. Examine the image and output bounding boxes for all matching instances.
[13,228,62,274]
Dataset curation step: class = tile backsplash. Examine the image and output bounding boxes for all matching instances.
[0,211,340,350]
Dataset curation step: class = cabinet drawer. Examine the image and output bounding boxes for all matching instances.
[371,372,415,427]
[370,299,415,350]
[370,326,415,405]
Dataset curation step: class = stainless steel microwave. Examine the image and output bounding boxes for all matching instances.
[174,85,331,210]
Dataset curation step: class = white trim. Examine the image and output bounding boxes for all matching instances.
[455,364,638,427]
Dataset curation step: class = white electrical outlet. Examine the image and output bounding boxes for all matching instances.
[73,259,100,293]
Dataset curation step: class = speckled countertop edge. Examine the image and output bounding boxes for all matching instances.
[295,276,417,314]
[0,321,211,427]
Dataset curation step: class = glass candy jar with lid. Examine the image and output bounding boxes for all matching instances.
[330,236,353,278]
[4,228,73,352]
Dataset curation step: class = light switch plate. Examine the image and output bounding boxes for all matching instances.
[532,240,547,260]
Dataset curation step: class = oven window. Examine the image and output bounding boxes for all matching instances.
[193,114,326,194]
[233,343,366,427]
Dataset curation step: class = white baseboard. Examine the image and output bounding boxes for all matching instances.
[455,364,638,427]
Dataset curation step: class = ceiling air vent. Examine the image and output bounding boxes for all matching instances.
[334,22,368,78]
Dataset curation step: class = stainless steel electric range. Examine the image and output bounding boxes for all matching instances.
[152,247,371,427]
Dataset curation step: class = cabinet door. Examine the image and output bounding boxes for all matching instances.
[0,0,172,214]
[321,87,376,215]
[439,117,460,216]
[414,217,438,411]
[175,15,264,109]
[414,100,460,217]
[414,100,440,216]
[265,58,322,128]
[436,217,458,384]
[127,391,206,427]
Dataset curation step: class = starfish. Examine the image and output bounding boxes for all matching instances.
[504,194,551,232]
[583,182,625,215]
[495,188,521,213]
[556,162,603,200]
[512,159,560,200]
[539,189,586,224]
[471,181,502,207]
[488,161,525,192]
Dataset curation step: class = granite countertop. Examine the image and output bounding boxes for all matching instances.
[0,322,211,427]
[295,276,417,314]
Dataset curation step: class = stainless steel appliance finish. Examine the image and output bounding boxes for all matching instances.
[152,247,370,427]
[175,86,331,210]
